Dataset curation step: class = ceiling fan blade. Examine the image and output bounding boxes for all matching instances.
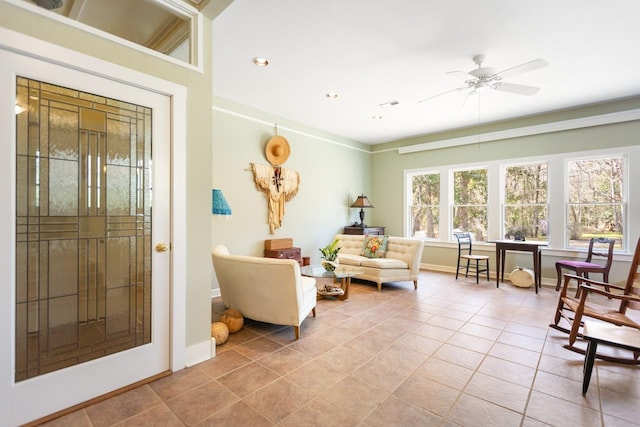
[417,86,466,103]
[496,58,549,79]
[446,70,474,80]
[494,82,541,96]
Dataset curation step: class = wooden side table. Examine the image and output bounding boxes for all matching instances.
[582,322,640,395]
[343,226,385,235]
[487,239,548,294]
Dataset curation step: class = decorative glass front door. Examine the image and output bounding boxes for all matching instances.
[1,41,173,426]
[14,77,154,381]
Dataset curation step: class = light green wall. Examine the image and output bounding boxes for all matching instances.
[373,111,640,234]
[0,2,213,348]
[375,96,640,152]
[211,97,372,289]
[370,98,640,285]
[5,0,640,345]
[211,94,640,288]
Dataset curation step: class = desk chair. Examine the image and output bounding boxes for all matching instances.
[555,237,615,291]
[454,232,490,284]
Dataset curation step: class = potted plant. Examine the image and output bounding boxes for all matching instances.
[319,238,341,271]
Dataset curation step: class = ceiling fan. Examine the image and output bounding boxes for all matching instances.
[418,54,549,104]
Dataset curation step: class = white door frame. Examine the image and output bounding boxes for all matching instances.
[0,27,187,423]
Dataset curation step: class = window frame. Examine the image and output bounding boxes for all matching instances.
[450,165,489,242]
[564,153,628,251]
[406,169,441,240]
[403,145,637,254]
[9,0,204,71]
[501,160,550,242]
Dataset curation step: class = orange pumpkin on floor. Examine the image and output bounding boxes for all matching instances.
[219,308,244,333]
[210,322,229,345]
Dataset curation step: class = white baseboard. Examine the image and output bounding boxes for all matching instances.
[185,339,213,367]
[211,288,221,299]
[420,263,557,288]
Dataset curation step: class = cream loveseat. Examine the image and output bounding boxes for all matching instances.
[334,234,424,291]
[211,245,317,339]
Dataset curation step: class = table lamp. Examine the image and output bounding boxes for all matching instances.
[350,194,374,227]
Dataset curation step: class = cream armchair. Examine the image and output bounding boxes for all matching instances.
[211,245,317,339]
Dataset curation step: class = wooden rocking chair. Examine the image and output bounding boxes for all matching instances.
[550,236,640,364]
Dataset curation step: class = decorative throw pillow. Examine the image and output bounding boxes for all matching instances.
[361,235,389,258]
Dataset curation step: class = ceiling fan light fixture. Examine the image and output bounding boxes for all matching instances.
[469,67,495,78]
[418,54,548,104]
[252,57,269,67]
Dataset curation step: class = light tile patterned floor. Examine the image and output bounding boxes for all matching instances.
[42,271,640,426]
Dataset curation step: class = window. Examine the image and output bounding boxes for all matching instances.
[504,163,548,241]
[404,147,634,251]
[567,157,624,249]
[16,0,201,68]
[409,172,440,239]
[452,168,487,241]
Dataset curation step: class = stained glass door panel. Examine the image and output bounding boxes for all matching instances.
[15,77,153,381]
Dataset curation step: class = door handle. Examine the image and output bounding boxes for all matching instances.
[155,242,169,253]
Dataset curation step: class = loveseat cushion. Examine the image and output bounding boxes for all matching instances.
[360,258,408,269]
[361,235,389,258]
[338,253,365,266]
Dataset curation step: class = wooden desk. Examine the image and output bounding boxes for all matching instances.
[488,240,548,294]
[582,322,640,395]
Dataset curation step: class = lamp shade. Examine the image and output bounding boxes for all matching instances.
[212,189,232,215]
[350,194,374,209]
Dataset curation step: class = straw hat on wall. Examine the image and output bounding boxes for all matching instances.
[265,135,290,165]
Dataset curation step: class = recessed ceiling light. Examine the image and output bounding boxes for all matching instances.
[325,92,339,99]
[379,100,399,108]
[372,115,382,120]
[252,57,269,67]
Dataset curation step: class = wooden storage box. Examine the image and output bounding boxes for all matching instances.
[264,238,294,250]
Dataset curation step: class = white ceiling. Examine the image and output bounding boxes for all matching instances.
[211,0,640,145]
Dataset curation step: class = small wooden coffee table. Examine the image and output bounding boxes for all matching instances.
[300,265,364,301]
[582,321,640,395]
